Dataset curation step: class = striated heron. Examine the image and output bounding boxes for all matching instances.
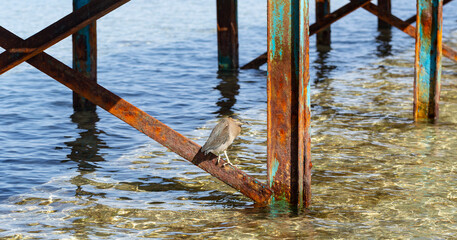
[201,117,245,166]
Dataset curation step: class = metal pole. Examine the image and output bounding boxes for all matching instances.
[73,0,97,111]
[267,0,311,207]
[414,0,443,121]
[316,0,331,46]
[377,0,392,29]
[217,0,239,71]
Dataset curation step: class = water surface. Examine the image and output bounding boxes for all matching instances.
[1,0,457,238]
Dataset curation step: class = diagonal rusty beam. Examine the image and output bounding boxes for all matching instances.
[241,0,371,69]
[362,2,457,63]
[0,0,130,74]
[0,26,273,204]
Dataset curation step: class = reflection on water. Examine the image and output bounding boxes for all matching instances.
[313,47,336,84]
[64,110,110,200]
[1,0,457,239]
[64,111,105,173]
[376,28,393,57]
[214,72,240,117]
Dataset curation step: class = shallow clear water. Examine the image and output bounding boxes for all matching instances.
[1,0,457,239]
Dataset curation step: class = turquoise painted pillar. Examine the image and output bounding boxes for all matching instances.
[316,0,331,46]
[217,0,238,71]
[414,0,443,121]
[73,0,97,111]
[377,0,392,29]
[267,0,311,207]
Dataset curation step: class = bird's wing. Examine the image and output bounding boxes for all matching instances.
[201,120,230,154]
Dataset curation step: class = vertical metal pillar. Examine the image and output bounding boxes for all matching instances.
[414,0,443,121]
[377,0,392,29]
[316,0,331,46]
[73,0,97,111]
[217,0,239,71]
[267,0,311,207]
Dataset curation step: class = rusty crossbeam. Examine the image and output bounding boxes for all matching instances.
[241,0,371,69]
[362,2,457,63]
[0,26,273,204]
[0,0,129,75]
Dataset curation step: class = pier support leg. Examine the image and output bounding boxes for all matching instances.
[267,0,312,207]
[73,0,97,111]
[377,0,392,29]
[414,0,443,121]
[217,0,239,71]
[316,0,331,47]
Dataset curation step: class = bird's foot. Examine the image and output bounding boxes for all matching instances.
[222,151,234,167]
[222,160,234,167]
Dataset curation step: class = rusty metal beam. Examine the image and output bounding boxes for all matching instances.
[362,2,457,63]
[217,0,239,71]
[299,0,312,208]
[0,26,273,204]
[73,0,97,111]
[242,0,371,69]
[0,0,129,75]
[414,0,443,121]
[377,0,392,29]
[316,0,331,46]
[267,0,311,207]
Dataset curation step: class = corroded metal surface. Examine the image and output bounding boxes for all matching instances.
[414,0,443,121]
[405,0,452,25]
[217,0,238,71]
[0,27,273,204]
[362,1,451,120]
[316,0,331,46]
[242,0,370,69]
[73,0,97,111]
[267,0,311,207]
[0,0,129,75]
[299,0,312,208]
[362,2,457,63]
[377,0,392,29]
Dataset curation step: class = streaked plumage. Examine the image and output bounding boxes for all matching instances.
[201,117,243,166]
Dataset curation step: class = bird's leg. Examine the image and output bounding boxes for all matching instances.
[217,155,221,165]
[223,150,233,166]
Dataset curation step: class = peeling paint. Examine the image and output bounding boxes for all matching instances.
[414,0,443,121]
[268,0,311,207]
[269,158,280,187]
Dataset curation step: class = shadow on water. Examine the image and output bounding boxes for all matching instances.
[375,28,393,57]
[214,71,240,117]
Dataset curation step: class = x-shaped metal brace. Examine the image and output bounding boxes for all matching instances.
[0,0,272,204]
